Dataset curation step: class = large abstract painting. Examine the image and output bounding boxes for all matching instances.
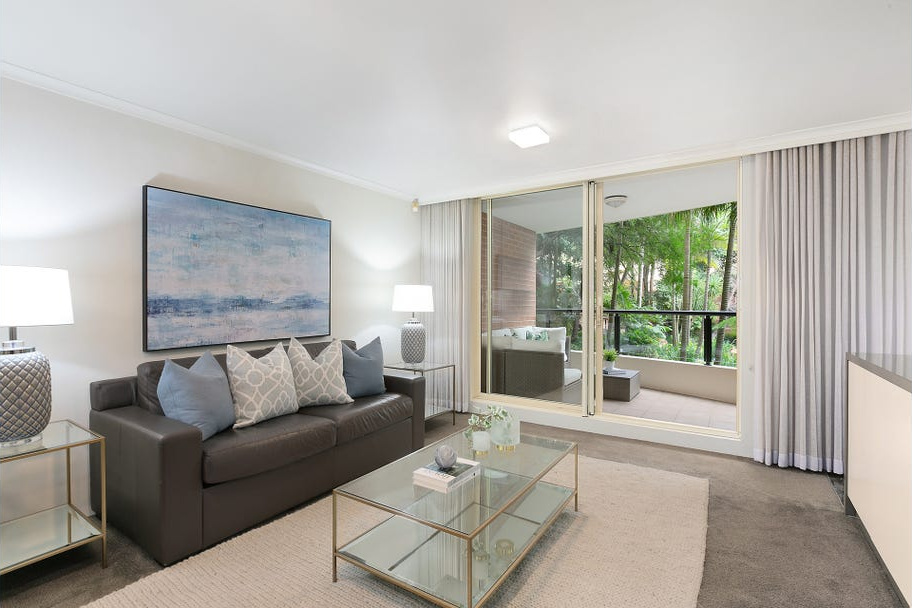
[143,186,331,351]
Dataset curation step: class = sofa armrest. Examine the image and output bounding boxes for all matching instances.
[384,374,426,450]
[90,376,137,411]
[89,405,203,565]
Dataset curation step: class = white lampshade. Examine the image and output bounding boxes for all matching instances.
[392,284,434,313]
[0,266,74,327]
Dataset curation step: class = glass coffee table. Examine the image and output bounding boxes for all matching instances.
[332,431,578,608]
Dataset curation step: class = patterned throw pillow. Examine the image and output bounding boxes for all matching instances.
[227,344,298,429]
[526,330,549,341]
[287,338,353,407]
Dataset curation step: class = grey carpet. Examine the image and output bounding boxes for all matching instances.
[0,414,903,607]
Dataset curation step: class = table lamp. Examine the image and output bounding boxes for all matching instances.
[392,284,433,364]
[0,266,74,445]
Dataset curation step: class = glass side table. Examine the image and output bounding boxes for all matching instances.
[0,419,107,574]
[384,361,457,425]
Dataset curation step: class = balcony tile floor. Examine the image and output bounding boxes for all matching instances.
[603,387,736,431]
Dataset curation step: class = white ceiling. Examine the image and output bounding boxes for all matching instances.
[1,1,909,203]
[493,160,738,233]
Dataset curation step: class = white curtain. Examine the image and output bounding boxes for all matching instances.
[420,199,478,413]
[745,130,911,473]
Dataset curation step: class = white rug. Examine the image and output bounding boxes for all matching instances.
[84,456,709,608]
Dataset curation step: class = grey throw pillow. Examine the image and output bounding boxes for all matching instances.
[287,338,353,407]
[342,337,386,398]
[227,343,298,428]
[157,351,235,440]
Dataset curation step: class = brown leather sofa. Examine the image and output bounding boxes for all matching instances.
[88,339,425,566]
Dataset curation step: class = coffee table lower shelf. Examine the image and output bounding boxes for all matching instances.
[335,480,574,608]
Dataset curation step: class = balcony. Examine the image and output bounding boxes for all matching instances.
[535,308,737,432]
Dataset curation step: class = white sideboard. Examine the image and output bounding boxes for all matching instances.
[846,353,912,606]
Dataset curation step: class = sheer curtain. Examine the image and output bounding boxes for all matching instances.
[744,130,911,473]
[419,199,478,413]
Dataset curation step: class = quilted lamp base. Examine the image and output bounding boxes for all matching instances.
[400,320,426,364]
[0,351,52,443]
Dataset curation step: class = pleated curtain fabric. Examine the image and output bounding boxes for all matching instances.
[746,130,911,473]
[419,199,478,413]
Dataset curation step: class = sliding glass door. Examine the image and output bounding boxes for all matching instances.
[476,161,740,438]
[479,183,603,411]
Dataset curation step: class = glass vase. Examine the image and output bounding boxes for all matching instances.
[491,412,520,451]
[471,430,491,454]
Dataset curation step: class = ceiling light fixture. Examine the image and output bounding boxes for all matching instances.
[508,125,550,149]
[605,195,627,208]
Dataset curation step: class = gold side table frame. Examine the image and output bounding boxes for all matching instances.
[0,419,107,574]
[384,361,458,425]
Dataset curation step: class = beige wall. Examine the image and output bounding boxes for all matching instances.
[614,355,737,403]
[0,79,420,519]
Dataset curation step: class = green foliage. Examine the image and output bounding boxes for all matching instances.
[603,348,618,362]
[531,199,739,368]
[623,317,668,345]
[642,336,737,367]
[464,405,509,439]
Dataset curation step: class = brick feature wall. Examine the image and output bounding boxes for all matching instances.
[481,212,537,330]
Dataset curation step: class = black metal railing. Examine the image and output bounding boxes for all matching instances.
[535,308,737,366]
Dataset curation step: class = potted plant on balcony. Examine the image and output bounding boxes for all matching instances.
[603,348,618,372]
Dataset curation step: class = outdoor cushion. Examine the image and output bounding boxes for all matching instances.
[511,337,562,353]
[303,393,412,445]
[201,413,336,484]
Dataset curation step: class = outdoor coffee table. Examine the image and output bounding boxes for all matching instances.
[332,431,578,608]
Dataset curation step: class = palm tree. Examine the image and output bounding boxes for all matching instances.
[678,210,693,360]
[713,202,737,363]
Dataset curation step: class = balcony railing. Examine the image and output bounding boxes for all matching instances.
[536,308,737,367]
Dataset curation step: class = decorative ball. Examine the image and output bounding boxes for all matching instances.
[435,445,458,470]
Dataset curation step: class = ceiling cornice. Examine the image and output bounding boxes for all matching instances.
[4,62,908,207]
[423,111,912,203]
[0,62,415,202]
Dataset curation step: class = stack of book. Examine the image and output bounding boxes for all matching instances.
[413,457,480,493]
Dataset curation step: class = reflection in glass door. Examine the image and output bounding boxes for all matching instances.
[480,185,597,409]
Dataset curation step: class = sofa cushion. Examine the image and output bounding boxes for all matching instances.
[490,335,513,349]
[512,337,562,353]
[341,337,386,398]
[157,352,235,440]
[136,340,355,416]
[227,344,298,429]
[288,338,352,407]
[303,393,413,445]
[542,326,568,360]
[201,413,336,484]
